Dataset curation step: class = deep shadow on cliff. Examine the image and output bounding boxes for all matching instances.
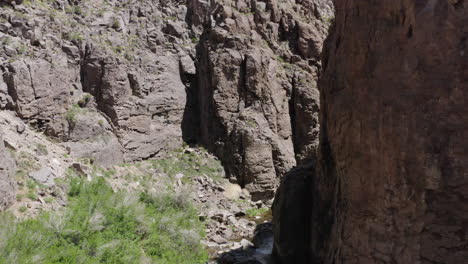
[273,1,468,263]
[217,222,274,264]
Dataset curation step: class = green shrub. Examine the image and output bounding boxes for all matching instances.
[63,32,84,42]
[112,18,121,29]
[0,177,208,264]
[26,191,37,201]
[26,179,38,190]
[1,37,12,45]
[78,93,92,106]
[17,44,27,55]
[151,147,224,181]
[66,5,84,16]
[246,207,269,218]
[36,143,48,156]
[16,194,24,202]
[65,104,81,124]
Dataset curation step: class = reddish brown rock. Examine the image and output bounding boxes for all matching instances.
[310,1,468,263]
[189,0,332,199]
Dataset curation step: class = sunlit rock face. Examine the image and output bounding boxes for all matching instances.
[190,0,332,200]
[0,132,15,211]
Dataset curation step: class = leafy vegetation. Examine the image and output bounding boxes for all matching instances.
[111,18,121,29]
[17,44,28,55]
[151,147,225,182]
[323,14,335,25]
[62,31,84,43]
[77,93,93,107]
[65,104,82,124]
[1,35,12,45]
[246,207,270,218]
[18,206,27,213]
[0,177,208,264]
[36,143,49,156]
[65,5,84,16]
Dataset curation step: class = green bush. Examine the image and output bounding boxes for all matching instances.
[246,207,270,218]
[62,32,84,43]
[65,104,81,124]
[36,143,49,156]
[0,177,208,264]
[151,147,225,182]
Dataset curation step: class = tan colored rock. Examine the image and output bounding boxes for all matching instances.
[0,0,23,5]
[4,56,77,137]
[81,46,187,162]
[0,0,194,165]
[0,131,15,211]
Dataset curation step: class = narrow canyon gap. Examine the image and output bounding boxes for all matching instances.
[274,0,468,263]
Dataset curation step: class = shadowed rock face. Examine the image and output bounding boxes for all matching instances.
[308,0,468,263]
[272,163,313,263]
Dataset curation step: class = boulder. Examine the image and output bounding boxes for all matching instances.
[29,167,54,187]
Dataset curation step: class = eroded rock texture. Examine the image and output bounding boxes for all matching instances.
[189,0,332,199]
[0,0,331,200]
[0,131,15,211]
[0,0,330,195]
[0,0,195,165]
[307,1,468,263]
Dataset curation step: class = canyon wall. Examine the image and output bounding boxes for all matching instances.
[1,0,195,165]
[189,0,332,199]
[275,0,468,263]
[0,0,331,202]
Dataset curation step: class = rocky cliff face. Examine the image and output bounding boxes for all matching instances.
[0,2,334,262]
[0,0,331,201]
[275,0,468,263]
[188,0,332,199]
[2,0,466,263]
[0,0,198,166]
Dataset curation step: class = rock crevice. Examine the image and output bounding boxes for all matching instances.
[275,1,468,263]
[187,0,332,199]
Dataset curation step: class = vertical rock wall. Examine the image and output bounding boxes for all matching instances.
[310,0,468,263]
[0,0,198,165]
[190,0,332,200]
